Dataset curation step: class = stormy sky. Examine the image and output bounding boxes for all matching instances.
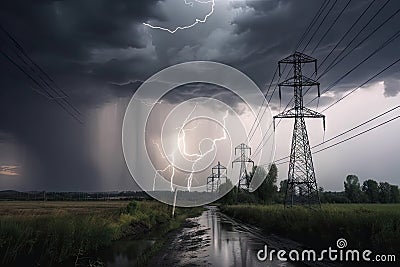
[0,0,399,191]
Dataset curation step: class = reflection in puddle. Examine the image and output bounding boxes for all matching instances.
[96,239,155,267]
[96,206,302,267]
[167,206,298,267]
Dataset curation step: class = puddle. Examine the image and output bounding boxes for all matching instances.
[154,206,300,266]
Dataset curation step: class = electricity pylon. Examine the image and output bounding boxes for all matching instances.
[207,161,227,192]
[273,52,325,207]
[232,143,254,190]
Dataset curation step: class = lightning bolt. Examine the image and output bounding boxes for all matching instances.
[149,102,196,191]
[138,98,164,107]
[177,108,229,191]
[143,0,215,34]
[152,140,176,191]
[151,100,228,192]
[184,0,197,7]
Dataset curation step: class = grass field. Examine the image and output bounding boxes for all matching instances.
[221,204,400,254]
[0,201,129,216]
[0,200,201,266]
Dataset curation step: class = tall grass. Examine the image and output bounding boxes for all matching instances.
[221,204,400,253]
[0,214,115,265]
[0,201,202,266]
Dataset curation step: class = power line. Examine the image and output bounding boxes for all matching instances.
[276,0,352,115]
[0,25,83,123]
[269,54,400,161]
[321,56,400,113]
[255,0,347,144]
[301,0,338,53]
[274,105,400,163]
[251,1,400,179]
[307,27,400,106]
[246,0,333,144]
[252,95,295,158]
[318,0,376,69]
[318,0,395,79]
[254,23,400,157]
[0,50,54,99]
[0,25,69,99]
[249,0,382,152]
[310,0,352,55]
[246,63,292,144]
[252,121,274,158]
[247,62,297,145]
[245,66,278,143]
[302,0,393,99]
[275,115,400,165]
[312,115,399,154]
[0,50,83,123]
[295,0,331,52]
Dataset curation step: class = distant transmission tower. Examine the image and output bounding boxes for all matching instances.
[232,143,254,190]
[274,52,325,207]
[207,161,227,192]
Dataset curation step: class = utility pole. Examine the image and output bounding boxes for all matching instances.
[232,143,254,190]
[274,51,325,207]
[207,161,227,193]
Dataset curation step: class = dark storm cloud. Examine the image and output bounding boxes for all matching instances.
[0,82,98,189]
[0,0,166,190]
[162,83,245,112]
[108,80,143,98]
[0,0,164,98]
[149,0,400,105]
[227,0,400,102]
[0,0,162,55]
[1,0,399,190]
[109,81,246,115]
[2,0,396,105]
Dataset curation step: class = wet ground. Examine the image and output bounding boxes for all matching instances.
[93,206,342,267]
[150,206,301,267]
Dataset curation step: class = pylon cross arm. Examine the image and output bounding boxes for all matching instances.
[279,75,319,87]
[274,107,324,119]
[279,51,316,64]
[232,157,253,164]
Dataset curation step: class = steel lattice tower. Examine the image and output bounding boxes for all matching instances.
[232,143,254,190]
[207,161,227,193]
[273,52,325,207]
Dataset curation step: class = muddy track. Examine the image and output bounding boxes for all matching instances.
[148,206,328,267]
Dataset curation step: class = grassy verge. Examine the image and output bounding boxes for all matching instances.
[0,200,203,266]
[135,206,204,267]
[220,204,400,253]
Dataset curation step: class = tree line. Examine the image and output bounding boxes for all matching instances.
[218,165,400,204]
[340,174,399,203]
